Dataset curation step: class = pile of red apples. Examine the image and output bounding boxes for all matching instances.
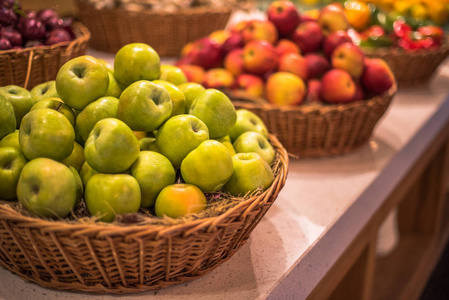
[176,1,395,106]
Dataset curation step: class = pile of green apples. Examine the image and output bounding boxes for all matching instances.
[0,43,277,223]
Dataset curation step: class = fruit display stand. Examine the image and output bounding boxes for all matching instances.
[1,50,449,299]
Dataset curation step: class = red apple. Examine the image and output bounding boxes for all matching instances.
[275,39,301,57]
[306,79,322,103]
[331,42,365,79]
[243,40,278,76]
[224,48,245,76]
[209,30,232,46]
[266,72,306,106]
[361,58,395,95]
[321,69,356,103]
[353,83,365,101]
[305,53,330,79]
[230,20,250,34]
[278,53,308,81]
[221,32,244,55]
[178,64,206,84]
[291,21,323,54]
[234,74,264,98]
[203,68,235,89]
[184,37,223,70]
[323,30,353,58]
[318,4,350,36]
[267,0,301,37]
[242,20,278,45]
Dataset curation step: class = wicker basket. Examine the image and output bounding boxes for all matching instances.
[0,22,90,90]
[228,86,396,158]
[0,135,288,294]
[75,0,232,57]
[363,40,449,87]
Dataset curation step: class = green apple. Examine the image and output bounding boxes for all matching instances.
[97,58,114,73]
[85,173,141,222]
[61,141,85,172]
[181,140,234,192]
[0,130,20,149]
[131,151,176,207]
[0,147,27,200]
[30,80,59,103]
[118,80,172,132]
[189,89,237,139]
[223,152,274,197]
[114,43,161,87]
[69,166,83,207]
[178,82,205,113]
[0,98,16,140]
[217,135,236,155]
[17,157,77,218]
[79,160,98,187]
[105,72,122,98]
[233,131,275,164]
[139,137,160,152]
[155,183,207,218]
[156,114,209,168]
[30,98,76,127]
[229,109,268,142]
[152,79,186,118]
[19,108,75,161]
[159,65,188,85]
[0,85,34,128]
[75,96,119,142]
[55,55,109,110]
[84,118,140,173]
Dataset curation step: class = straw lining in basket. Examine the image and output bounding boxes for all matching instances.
[75,0,232,56]
[363,37,449,87]
[0,135,288,294]
[228,85,396,158]
[0,22,90,89]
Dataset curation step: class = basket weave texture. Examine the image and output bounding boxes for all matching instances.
[0,136,288,294]
[364,40,449,87]
[0,22,90,89]
[75,0,232,56]
[229,86,396,158]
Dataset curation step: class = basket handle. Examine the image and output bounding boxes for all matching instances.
[24,50,34,90]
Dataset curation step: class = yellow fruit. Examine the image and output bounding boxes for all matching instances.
[410,3,429,20]
[344,1,371,30]
[424,0,449,24]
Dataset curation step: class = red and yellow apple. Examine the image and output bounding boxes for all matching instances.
[203,68,235,89]
[291,21,323,54]
[321,69,356,103]
[331,42,365,79]
[278,52,309,81]
[267,0,301,37]
[265,72,306,106]
[318,4,350,36]
[243,40,278,75]
[224,48,245,76]
[234,73,264,98]
[275,39,301,57]
[177,64,205,84]
[323,30,353,58]
[305,53,330,79]
[361,58,395,95]
[242,20,278,45]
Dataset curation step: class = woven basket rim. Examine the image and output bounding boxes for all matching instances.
[228,83,397,115]
[0,22,90,56]
[362,34,449,59]
[75,0,233,16]
[0,135,288,237]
